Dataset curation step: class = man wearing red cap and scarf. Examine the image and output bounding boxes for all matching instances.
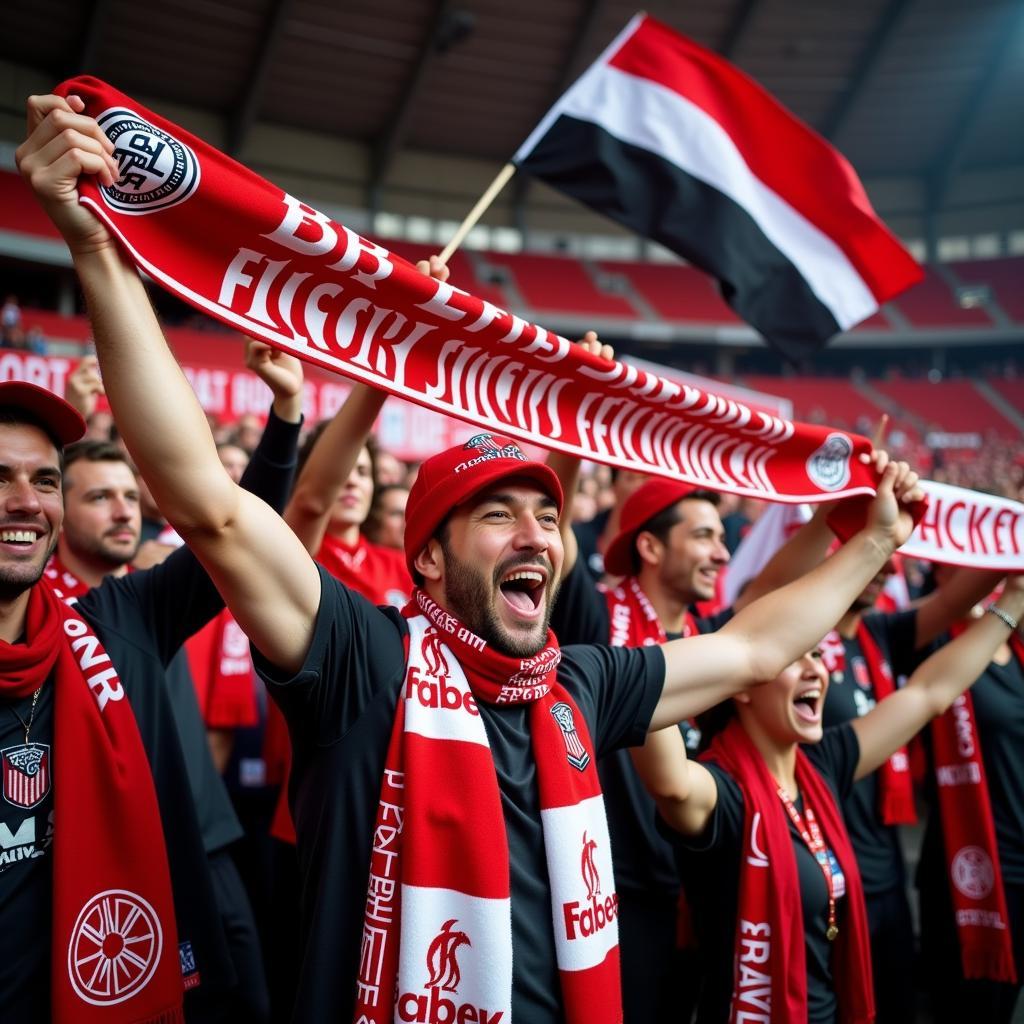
[20,92,926,1023]
[548,468,837,1021]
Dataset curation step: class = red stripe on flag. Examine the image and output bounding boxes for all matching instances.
[606,16,921,303]
[401,734,510,898]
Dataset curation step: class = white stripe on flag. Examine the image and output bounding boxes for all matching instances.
[521,62,878,332]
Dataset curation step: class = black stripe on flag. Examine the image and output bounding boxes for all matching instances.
[516,114,842,360]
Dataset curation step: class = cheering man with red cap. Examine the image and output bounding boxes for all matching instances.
[20,91,926,1023]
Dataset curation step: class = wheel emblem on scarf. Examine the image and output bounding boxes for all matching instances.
[96,107,201,215]
[425,919,471,992]
[67,889,163,1005]
[951,846,994,900]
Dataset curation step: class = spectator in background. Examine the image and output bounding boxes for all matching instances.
[374,447,407,487]
[24,325,46,354]
[229,412,263,454]
[364,481,409,551]
[1,293,21,344]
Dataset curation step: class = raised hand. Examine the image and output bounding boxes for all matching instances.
[859,449,924,552]
[17,94,120,256]
[64,353,105,419]
[244,338,304,421]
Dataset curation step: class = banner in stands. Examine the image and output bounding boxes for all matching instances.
[38,76,1023,569]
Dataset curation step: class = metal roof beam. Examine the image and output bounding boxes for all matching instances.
[370,0,458,207]
[73,0,112,75]
[227,0,296,158]
[819,0,911,142]
[513,0,607,229]
[928,5,1024,210]
[719,0,762,60]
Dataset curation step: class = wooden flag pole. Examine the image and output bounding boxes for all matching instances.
[438,162,517,265]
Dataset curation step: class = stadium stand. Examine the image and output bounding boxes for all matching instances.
[597,260,741,322]
[949,258,1024,323]
[739,375,896,434]
[892,265,995,328]
[873,379,1023,440]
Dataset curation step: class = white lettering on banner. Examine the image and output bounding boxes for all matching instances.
[62,617,124,712]
[0,352,71,395]
[735,919,772,1023]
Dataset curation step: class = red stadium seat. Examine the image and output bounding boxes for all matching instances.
[598,260,741,322]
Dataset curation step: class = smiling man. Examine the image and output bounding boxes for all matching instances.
[19,90,927,1023]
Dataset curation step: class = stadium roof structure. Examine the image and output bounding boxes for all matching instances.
[3,0,1023,237]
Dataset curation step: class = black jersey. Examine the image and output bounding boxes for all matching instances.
[820,609,920,894]
[254,568,665,1023]
[675,724,861,1024]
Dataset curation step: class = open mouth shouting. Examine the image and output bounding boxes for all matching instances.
[497,566,549,622]
[792,683,824,725]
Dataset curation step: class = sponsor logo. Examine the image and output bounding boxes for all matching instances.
[806,433,853,492]
[67,889,162,1006]
[179,940,201,991]
[952,846,995,901]
[2,742,50,809]
[746,812,769,868]
[406,628,478,716]
[549,702,590,771]
[397,919,503,1023]
[97,107,200,215]
[563,832,618,941]
[453,434,528,474]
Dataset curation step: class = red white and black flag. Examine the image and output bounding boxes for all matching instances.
[512,14,923,360]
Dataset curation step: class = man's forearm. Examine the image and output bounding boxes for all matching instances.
[75,246,236,532]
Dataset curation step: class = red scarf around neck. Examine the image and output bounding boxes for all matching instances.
[838,621,917,824]
[929,626,1023,983]
[0,580,183,1022]
[353,589,621,1024]
[703,719,874,1024]
[601,575,698,647]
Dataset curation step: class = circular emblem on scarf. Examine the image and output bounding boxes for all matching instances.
[951,846,995,900]
[96,107,201,215]
[805,433,853,492]
[67,889,163,1005]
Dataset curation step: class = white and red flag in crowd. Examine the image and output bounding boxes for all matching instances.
[513,14,923,360]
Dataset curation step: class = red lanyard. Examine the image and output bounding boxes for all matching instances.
[777,786,839,941]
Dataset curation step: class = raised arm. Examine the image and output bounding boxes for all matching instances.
[18,93,320,674]
[650,454,922,730]
[630,726,720,837]
[283,256,447,554]
[851,575,1024,781]
[912,566,1005,649]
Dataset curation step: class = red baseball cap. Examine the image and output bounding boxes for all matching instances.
[0,381,87,448]
[603,478,701,577]
[404,433,563,574]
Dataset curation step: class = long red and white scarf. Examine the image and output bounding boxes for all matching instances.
[0,580,183,1022]
[601,575,701,646]
[835,623,917,825]
[186,611,258,728]
[353,589,620,1024]
[930,627,1023,983]
[704,720,874,1024]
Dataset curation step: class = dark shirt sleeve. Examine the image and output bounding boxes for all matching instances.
[253,566,408,745]
[696,606,734,633]
[803,722,861,800]
[550,559,611,645]
[864,608,921,678]
[114,407,303,664]
[560,642,664,756]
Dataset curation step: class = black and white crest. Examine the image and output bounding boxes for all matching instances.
[806,432,853,492]
[97,107,201,215]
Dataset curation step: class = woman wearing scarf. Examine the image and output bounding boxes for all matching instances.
[633,572,1024,1024]
[917,577,1024,1022]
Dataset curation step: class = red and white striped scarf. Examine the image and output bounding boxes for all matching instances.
[929,627,1023,983]
[601,575,698,647]
[353,589,621,1024]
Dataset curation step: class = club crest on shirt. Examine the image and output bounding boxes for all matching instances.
[97,107,201,215]
[2,742,50,809]
[550,701,590,771]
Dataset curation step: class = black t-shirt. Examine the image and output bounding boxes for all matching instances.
[674,724,861,1024]
[550,559,732,898]
[254,568,665,1023]
[820,609,919,894]
[0,562,237,1022]
[920,648,1024,889]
